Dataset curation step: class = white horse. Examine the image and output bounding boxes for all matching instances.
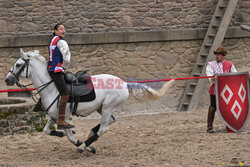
[5,49,174,153]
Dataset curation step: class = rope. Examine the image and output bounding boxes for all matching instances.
[127,76,214,83]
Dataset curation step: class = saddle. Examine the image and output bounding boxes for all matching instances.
[65,70,96,116]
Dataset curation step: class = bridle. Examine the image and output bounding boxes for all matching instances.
[8,57,53,103]
[9,58,30,81]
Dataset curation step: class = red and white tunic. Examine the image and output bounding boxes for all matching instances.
[47,35,71,72]
[206,60,237,95]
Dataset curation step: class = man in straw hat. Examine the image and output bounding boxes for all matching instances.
[206,46,237,133]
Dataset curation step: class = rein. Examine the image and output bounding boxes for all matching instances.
[16,79,59,123]
[16,80,54,103]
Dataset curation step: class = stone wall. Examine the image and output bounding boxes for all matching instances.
[0,99,45,135]
[0,0,249,36]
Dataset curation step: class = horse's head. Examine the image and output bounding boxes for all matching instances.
[5,48,37,86]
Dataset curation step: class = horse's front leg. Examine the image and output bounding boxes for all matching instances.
[43,117,56,135]
[44,117,64,137]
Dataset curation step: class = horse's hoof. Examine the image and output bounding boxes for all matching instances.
[50,130,64,137]
[77,148,84,153]
[86,146,96,154]
[91,147,96,154]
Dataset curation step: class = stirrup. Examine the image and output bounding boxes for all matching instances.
[57,124,75,129]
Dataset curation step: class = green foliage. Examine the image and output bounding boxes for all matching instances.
[29,129,36,135]
[26,112,56,133]
[36,118,56,132]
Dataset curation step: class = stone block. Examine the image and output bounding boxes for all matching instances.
[20,22,36,31]
[14,120,27,127]
[0,120,9,127]
[14,12,27,17]
[19,2,32,7]
[0,20,8,32]
[156,52,178,65]
[3,2,14,8]
[71,28,81,33]
[0,127,10,135]
[124,44,136,52]
[8,91,31,97]
[19,126,30,131]
[32,17,42,21]
[12,127,21,133]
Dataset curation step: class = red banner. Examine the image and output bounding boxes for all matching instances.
[216,72,249,132]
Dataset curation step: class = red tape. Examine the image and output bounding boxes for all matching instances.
[127,76,214,83]
[0,88,35,93]
[0,76,215,93]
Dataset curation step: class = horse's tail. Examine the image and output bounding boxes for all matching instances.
[127,79,175,100]
[241,25,250,31]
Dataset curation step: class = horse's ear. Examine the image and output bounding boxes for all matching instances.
[20,48,25,57]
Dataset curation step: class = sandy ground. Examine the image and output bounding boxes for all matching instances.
[0,107,249,167]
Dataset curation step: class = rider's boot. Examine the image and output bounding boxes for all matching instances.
[57,95,75,129]
[31,98,43,112]
[207,106,216,133]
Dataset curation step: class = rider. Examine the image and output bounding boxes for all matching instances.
[47,23,74,129]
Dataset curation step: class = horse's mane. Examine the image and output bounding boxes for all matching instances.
[25,50,46,65]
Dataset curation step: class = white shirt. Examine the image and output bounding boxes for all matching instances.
[57,40,71,69]
[206,60,237,83]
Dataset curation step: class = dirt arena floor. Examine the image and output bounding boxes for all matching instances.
[0,107,250,167]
